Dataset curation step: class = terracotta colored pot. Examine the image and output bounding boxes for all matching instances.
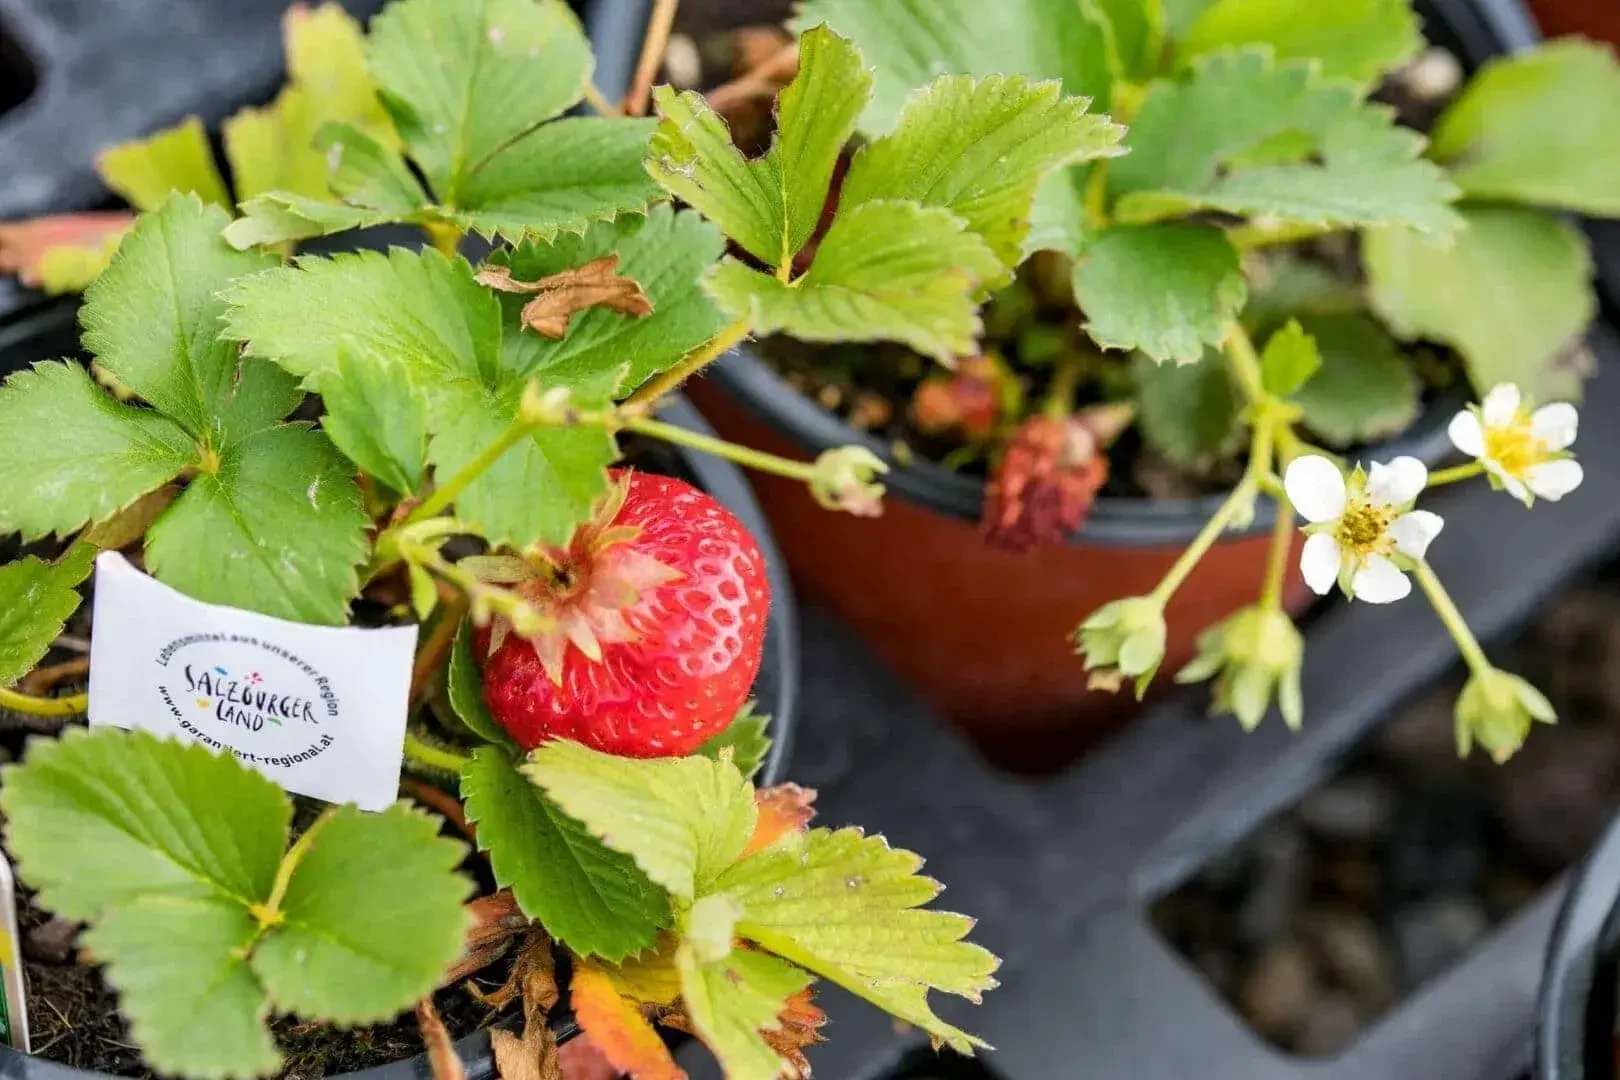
[1523,0,1620,44]
[690,350,1456,772]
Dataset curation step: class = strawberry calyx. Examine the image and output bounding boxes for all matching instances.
[465,474,684,684]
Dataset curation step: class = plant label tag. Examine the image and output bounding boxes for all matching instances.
[0,855,28,1052]
[87,552,418,812]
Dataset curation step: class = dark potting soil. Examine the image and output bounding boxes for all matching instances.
[1152,570,1620,1058]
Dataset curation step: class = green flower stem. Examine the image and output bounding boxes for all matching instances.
[1222,322,1268,406]
[621,319,753,414]
[1413,560,1492,679]
[1153,419,1275,606]
[425,221,464,258]
[1260,488,1296,611]
[403,730,472,775]
[250,808,337,928]
[405,415,541,527]
[1043,352,1085,420]
[622,416,818,484]
[0,685,87,717]
[580,81,620,116]
[1427,462,1485,488]
[396,531,552,631]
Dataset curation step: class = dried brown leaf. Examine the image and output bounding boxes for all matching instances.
[477,255,654,339]
[745,784,818,856]
[418,997,469,1080]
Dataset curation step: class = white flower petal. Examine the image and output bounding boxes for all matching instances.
[1447,409,1485,458]
[1526,458,1584,501]
[1531,402,1578,451]
[1389,510,1445,559]
[1299,533,1342,595]
[1482,383,1521,427]
[1365,456,1428,507]
[1284,456,1347,523]
[1489,463,1533,506]
[1351,555,1412,604]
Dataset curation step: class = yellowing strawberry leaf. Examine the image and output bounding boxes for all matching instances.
[706,201,1001,364]
[1288,313,1418,446]
[839,74,1125,275]
[647,25,870,270]
[447,619,518,747]
[1365,206,1595,401]
[1429,40,1620,216]
[694,701,773,780]
[222,247,612,547]
[1112,49,1459,237]
[570,962,685,1080]
[285,2,396,141]
[367,0,591,203]
[143,424,369,626]
[0,362,193,540]
[492,205,727,393]
[797,0,1113,133]
[1073,222,1245,364]
[0,545,94,686]
[461,747,671,961]
[714,827,998,1054]
[81,196,296,445]
[1,729,470,1080]
[524,740,757,901]
[1259,319,1322,398]
[1133,351,1239,467]
[677,943,812,1080]
[0,212,131,293]
[316,345,430,493]
[96,117,231,212]
[1179,0,1421,84]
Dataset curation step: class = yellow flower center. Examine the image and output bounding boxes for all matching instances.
[1334,498,1394,555]
[1483,414,1546,478]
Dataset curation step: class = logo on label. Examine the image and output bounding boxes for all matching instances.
[155,633,338,770]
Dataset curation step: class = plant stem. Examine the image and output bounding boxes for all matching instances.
[425,221,464,258]
[623,0,680,116]
[1153,420,1275,605]
[580,81,620,116]
[1043,352,1084,419]
[1413,560,1492,678]
[1260,490,1296,610]
[410,601,466,703]
[0,686,87,717]
[1427,462,1485,488]
[622,319,752,414]
[397,533,551,631]
[252,808,337,928]
[623,416,817,483]
[405,416,539,526]
[404,730,472,774]
[706,43,800,113]
[1222,321,1267,405]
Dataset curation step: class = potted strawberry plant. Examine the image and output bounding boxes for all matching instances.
[599,0,1620,768]
[0,1,1011,1076]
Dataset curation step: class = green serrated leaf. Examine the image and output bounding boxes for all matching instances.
[96,117,231,212]
[81,195,298,445]
[317,345,430,493]
[1074,222,1245,364]
[224,192,406,250]
[524,740,757,901]
[1259,318,1322,397]
[144,425,368,625]
[250,804,471,1023]
[1025,164,1093,258]
[798,0,1113,133]
[1112,48,1459,236]
[367,0,591,202]
[448,619,518,747]
[1092,0,1165,80]
[1286,313,1417,446]
[1180,0,1421,83]
[706,201,1001,364]
[225,88,330,205]
[0,362,193,540]
[0,545,95,686]
[694,701,773,780]
[318,122,431,213]
[1133,350,1239,466]
[677,943,811,1080]
[1430,39,1620,215]
[1242,251,1363,336]
[840,75,1125,275]
[715,827,998,1054]
[648,26,869,269]
[1365,206,1594,401]
[462,748,670,960]
[493,205,726,393]
[2,729,469,1079]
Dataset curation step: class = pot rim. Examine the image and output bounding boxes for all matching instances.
[1537,813,1620,1080]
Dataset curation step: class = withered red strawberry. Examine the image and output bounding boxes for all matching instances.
[477,470,769,757]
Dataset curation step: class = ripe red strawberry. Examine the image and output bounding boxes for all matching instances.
[477,469,769,757]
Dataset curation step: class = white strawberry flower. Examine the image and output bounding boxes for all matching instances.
[1447,382,1582,506]
[1283,455,1444,604]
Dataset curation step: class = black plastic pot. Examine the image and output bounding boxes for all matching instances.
[1538,813,1620,1080]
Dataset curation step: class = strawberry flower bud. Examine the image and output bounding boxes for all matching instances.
[1454,667,1556,763]
[1176,605,1305,731]
[1075,596,1166,698]
[810,446,889,517]
[518,382,573,426]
